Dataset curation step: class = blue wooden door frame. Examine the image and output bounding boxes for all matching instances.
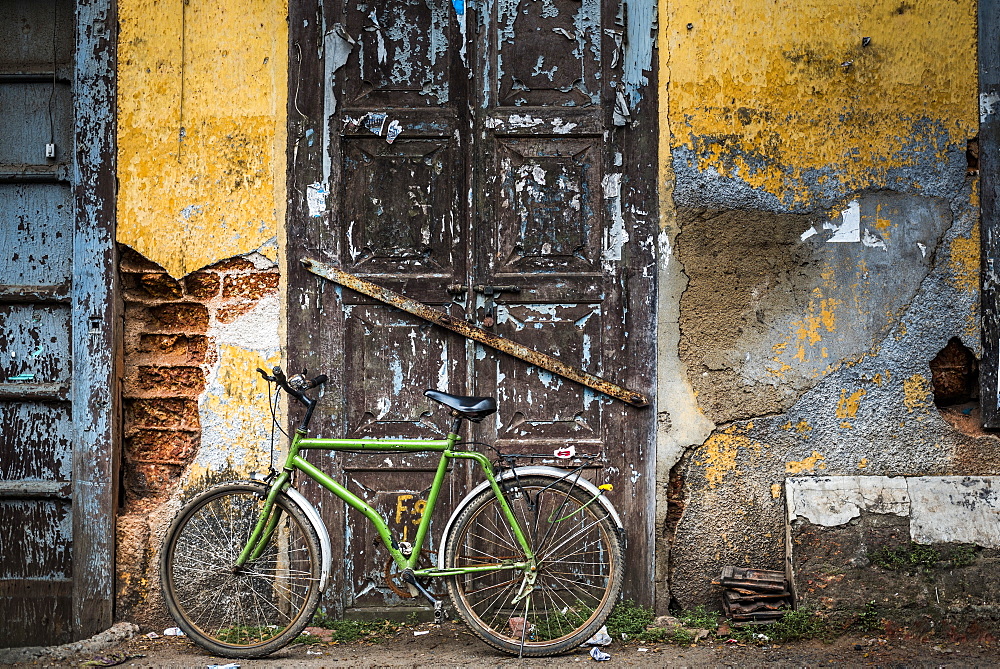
[71,0,119,640]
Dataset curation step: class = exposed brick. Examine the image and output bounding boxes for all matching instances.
[211,256,256,271]
[184,271,220,299]
[222,271,280,300]
[127,429,198,462]
[140,273,183,298]
[125,398,200,430]
[124,462,183,498]
[120,246,166,273]
[149,303,209,330]
[137,333,208,361]
[215,303,257,324]
[136,365,205,394]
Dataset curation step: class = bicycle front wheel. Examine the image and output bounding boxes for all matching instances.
[444,475,624,656]
[160,482,322,658]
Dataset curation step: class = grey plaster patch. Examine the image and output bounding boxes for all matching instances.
[668,177,986,607]
[671,121,969,214]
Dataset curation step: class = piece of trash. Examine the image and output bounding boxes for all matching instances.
[206,665,240,669]
[413,630,429,636]
[725,638,739,644]
[145,632,160,639]
[753,633,770,642]
[637,647,649,652]
[163,627,185,636]
[508,617,533,636]
[582,625,612,646]
[385,119,402,144]
[365,112,388,136]
[307,650,322,655]
[554,445,576,459]
[589,646,611,661]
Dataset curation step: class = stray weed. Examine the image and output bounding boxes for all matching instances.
[676,605,720,632]
[769,608,828,643]
[870,542,979,576]
[306,610,404,643]
[729,608,828,645]
[854,601,882,634]
[635,624,698,645]
[605,600,655,638]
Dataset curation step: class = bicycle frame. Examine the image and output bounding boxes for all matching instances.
[235,423,536,581]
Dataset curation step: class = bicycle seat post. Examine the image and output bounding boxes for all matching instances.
[449,413,464,441]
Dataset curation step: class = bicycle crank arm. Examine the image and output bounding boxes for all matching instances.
[401,569,439,608]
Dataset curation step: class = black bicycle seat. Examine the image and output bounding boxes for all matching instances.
[424,389,497,421]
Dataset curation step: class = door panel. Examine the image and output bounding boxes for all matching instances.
[340,137,461,282]
[344,468,453,609]
[492,0,602,106]
[0,0,117,645]
[343,304,466,438]
[341,0,454,106]
[289,0,654,614]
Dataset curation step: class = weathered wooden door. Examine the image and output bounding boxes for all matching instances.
[288,0,656,617]
[0,0,118,646]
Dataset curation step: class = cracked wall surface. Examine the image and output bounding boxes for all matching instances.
[114,0,288,624]
[656,0,989,610]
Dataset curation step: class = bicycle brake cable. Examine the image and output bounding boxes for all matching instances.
[267,381,288,476]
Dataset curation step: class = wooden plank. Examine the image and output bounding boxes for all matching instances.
[0,286,71,303]
[0,384,69,401]
[0,579,73,647]
[982,0,1000,427]
[288,0,337,614]
[71,0,119,641]
[302,258,650,407]
[0,481,73,498]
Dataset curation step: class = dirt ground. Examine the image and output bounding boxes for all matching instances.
[7,620,1000,669]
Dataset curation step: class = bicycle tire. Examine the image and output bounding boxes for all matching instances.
[444,475,624,656]
[160,482,322,658]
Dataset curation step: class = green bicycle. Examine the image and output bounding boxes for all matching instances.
[159,366,624,658]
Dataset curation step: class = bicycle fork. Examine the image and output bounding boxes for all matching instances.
[235,472,292,567]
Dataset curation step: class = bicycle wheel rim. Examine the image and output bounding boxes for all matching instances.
[449,479,621,651]
[162,487,320,652]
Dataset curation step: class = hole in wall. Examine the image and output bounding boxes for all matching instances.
[930,337,979,407]
[967,137,979,176]
[931,337,982,435]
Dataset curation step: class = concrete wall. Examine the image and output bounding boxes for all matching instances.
[114,0,287,621]
[110,0,989,621]
[655,0,989,610]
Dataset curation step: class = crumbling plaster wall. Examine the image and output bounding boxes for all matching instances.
[115,0,288,622]
[654,0,991,609]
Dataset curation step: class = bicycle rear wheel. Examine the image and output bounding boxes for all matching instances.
[444,475,623,656]
[160,482,322,658]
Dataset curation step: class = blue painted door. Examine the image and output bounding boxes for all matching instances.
[0,0,117,646]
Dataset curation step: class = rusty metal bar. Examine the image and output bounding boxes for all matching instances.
[301,258,650,408]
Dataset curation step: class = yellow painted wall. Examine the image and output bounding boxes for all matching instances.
[117,0,288,278]
[663,0,977,206]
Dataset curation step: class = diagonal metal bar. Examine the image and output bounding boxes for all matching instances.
[301,258,649,407]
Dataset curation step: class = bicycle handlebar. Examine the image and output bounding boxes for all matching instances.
[257,365,327,404]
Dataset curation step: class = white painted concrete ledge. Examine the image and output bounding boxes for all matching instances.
[786,476,1000,547]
